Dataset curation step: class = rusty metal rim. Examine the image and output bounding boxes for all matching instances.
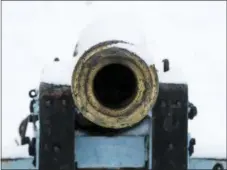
[72,42,159,129]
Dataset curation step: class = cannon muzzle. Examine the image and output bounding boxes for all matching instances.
[71,16,159,128]
[71,41,159,129]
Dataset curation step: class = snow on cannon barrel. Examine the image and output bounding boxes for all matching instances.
[71,17,159,129]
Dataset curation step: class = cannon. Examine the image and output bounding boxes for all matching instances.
[5,18,225,170]
[38,20,189,170]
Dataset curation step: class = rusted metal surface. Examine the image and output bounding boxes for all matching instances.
[38,83,75,170]
[71,40,159,129]
[152,83,188,170]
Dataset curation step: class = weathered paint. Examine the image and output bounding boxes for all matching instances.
[75,136,146,168]
[3,119,225,169]
[1,158,35,169]
[2,122,226,170]
[2,156,226,169]
[189,158,227,169]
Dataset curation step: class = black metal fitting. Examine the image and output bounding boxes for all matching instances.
[28,138,36,156]
[28,115,39,123]
[213,163,224,170]
[39,83,75,170]
[152,83,188,170]
[162,59,170,72]
[189,138,196,156]
[32,157,36,167]
[188,146,194,156]
[54,57,60,62]
[188,103,197,120]
[73,43,79,57]
[190,138,196,145]
[21,137,30,145]
[29,89,37,98]
[19,116,29,143]
[29,99,36,113]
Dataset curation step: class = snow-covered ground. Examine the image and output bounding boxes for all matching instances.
[2,1,226,158]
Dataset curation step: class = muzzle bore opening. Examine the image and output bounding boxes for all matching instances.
[93,63,137,109]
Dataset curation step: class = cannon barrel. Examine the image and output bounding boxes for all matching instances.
[72,41,159,129]
[71,17,159,129]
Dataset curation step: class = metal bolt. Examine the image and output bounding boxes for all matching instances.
[54,57,60,62]
[176,101,181,107]
[43,119,50,125]
[213,163,224,170]
[45,127,51,136]
[53,157,58,162]
[53,145,60,153]
[168,143,174,150]
[188,103,197,120]
[44,144,49,151]
[45,100,51,107]
[62,99,67,106]
[160,100,166,107]
[190,138,196,145]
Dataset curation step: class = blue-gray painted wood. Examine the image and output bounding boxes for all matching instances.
[2,135,226,169]
[189,158,227,169]
[2,158,226,169]
[148,124,152,169]
[3,115,225,170]
[75,136,146,168]
[1,158,35,170]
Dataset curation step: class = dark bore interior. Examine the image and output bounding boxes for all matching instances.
[93,63,137,109]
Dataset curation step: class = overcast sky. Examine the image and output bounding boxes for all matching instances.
[2,1,226,158]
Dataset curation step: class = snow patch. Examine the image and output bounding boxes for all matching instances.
[40,58,78,85]
[76,15,149,59]
[158,66,187,84]
[109,42,155,65]
[75,18,186,84]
